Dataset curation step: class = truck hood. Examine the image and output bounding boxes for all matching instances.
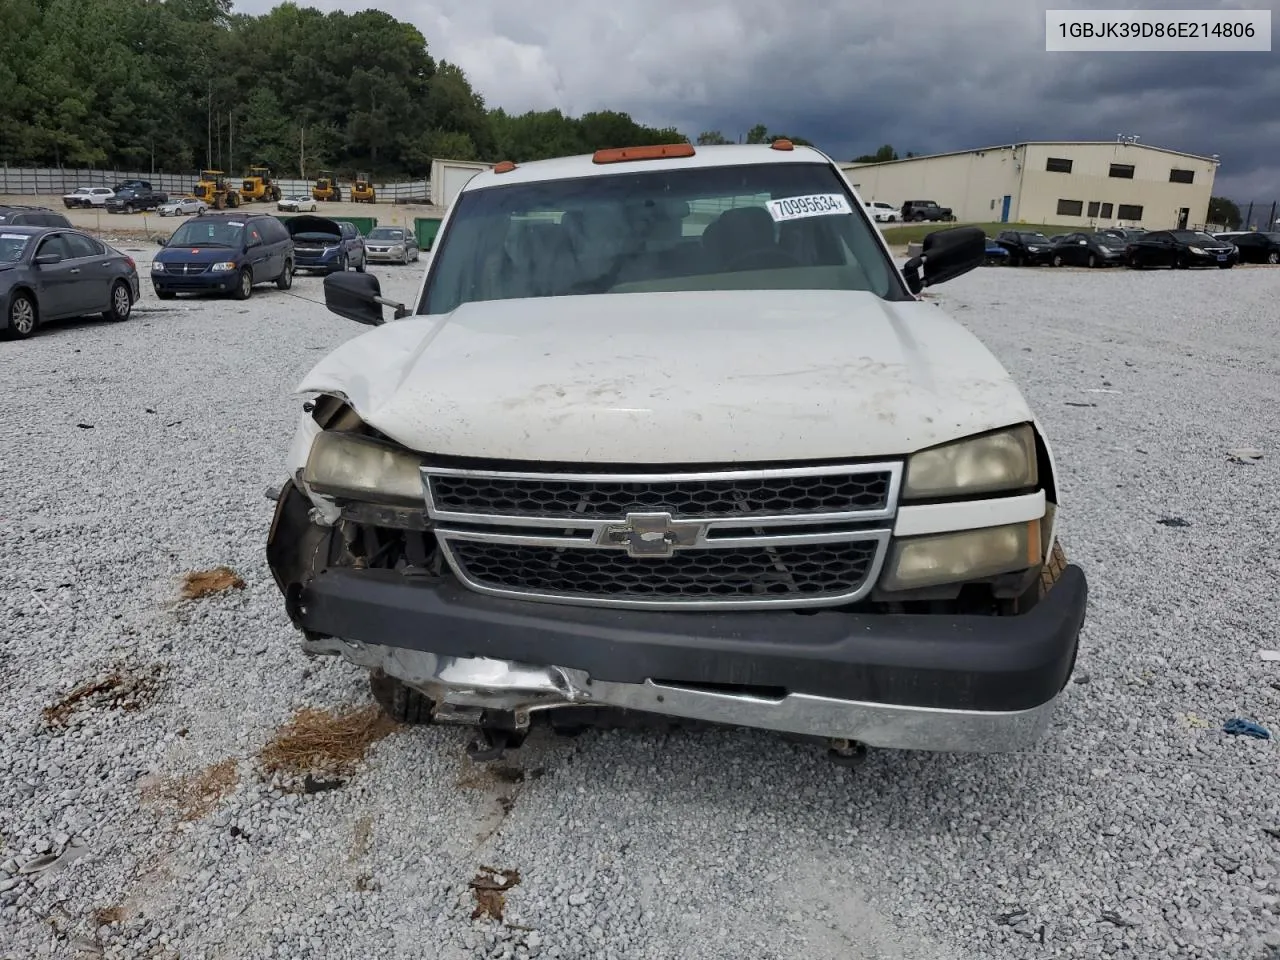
[295,289,1033,463]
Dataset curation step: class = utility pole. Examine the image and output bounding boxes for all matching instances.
[300,126,305,179]
[207,80,212,169]
[229,111,234,174]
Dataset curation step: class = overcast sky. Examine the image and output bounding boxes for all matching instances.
[236,0,1280,201]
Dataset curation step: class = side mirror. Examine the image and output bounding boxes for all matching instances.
[323,271,408,326]
[900,225,985,294]
[34,252,61,266]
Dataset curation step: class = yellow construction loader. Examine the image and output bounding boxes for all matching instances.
[351,174,376,204]
[239,165,281,203]
[194,170,241,209]
[312,171,342,202]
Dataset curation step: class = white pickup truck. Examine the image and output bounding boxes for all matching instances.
[266,141,1087,764]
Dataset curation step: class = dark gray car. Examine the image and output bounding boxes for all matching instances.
[1,226,141,339]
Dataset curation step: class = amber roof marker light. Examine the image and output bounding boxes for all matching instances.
[771,139,794,151]
[492,161,517,173]
[592,143,696,164]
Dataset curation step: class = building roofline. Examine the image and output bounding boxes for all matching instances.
[842,141,1219,168]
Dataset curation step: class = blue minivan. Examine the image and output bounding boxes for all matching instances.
[151,212,294,300]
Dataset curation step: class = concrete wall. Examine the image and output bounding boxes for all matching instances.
[842,150,1019,222]
[1017,143,1216,230]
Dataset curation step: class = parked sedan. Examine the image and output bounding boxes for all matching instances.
[982,236,1010,265]
[1217,231,1280,265]
[994,230,1056,266]
[1125,230,1237,269]
[863,201,901,223]
[62,187,114,209]
[158,196,208,217]
[364,226,420,265]
[1,226,139,339]
[278,195,319,212]
[1049,232,1127,268]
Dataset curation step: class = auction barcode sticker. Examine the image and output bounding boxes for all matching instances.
[1046,9,1270,51]
[766,194,852,223]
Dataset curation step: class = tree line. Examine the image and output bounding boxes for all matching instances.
[0,0,692,178]
[1,0,917,179]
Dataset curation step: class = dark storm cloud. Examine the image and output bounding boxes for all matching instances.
[234,0,1280,198]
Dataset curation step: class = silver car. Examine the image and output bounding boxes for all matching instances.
[158,196,208,217]
[364,226,419,265]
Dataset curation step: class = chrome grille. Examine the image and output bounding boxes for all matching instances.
[428,469,891,520]
[448,540,879,603]
[165,262,207,275]
[423,463,901,610]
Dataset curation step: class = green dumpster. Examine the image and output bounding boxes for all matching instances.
[415,217,443,250]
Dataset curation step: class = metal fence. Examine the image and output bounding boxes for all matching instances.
[1229,200,1280,232]
[0,166,431,203]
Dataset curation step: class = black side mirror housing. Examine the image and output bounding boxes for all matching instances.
[323,271,408,326]
[34,252,61,266]
[900,225,985,294]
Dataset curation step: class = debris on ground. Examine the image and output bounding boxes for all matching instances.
[259,705,399,777]
[92,904,125,926]
[1258,650,1280,662]
[42,665,164,726]
[1223,718,1271,740]
[180,566,245,600]
[1225,447,1263,464]
[1157,516,1191,528]
[1182,713,1209,729]
[469,865,521,921]
[141,759,240,821]
[17,838,90,875]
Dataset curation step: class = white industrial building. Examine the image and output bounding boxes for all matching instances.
[842,140,1219,230]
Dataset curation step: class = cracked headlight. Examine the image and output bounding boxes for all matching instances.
[903,425,1037,499]
[881,521,1041,592]
[302,431,424,506]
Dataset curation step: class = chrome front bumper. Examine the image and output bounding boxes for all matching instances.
[301,635,1061,753]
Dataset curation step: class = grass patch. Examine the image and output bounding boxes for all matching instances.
[259,705,400,777]
[880,221,1077,244]
[181,566,245,600]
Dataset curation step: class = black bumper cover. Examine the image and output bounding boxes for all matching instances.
[293,563,1087,713]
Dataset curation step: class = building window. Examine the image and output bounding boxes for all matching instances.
[1100,202,1114,218]
[1056,199,1084,217]
[1117,204,1143,221]
[1046,157,1073,173]
[1169,168,1194,184]
[1109,163,1135,179]
[1087,201,1101,217]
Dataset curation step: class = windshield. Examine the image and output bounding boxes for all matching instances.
[167,219,244,248]
[1171,231,1216,243]
[293,231,340,243]
[422,162,901,315]
[368,228,405,241]
[1019,233,1050,242]
[1,233,30,262]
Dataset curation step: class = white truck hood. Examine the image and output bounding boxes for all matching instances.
[295,289,1033,463]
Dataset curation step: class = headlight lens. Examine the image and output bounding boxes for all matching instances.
[210,261,237,272]
[302,431,424,505]
[1188,246,1205,255]
[881,521,1041,592]
[151,262,165,272]
[903,425,1037,499]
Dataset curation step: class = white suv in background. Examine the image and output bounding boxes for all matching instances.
[864,200,901,222]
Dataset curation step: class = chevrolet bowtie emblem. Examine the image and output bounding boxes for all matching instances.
[599,512,702,557]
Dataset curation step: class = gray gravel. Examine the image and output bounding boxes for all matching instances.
[2,254,1278,960]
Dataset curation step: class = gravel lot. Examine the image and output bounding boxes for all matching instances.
[2,257,1278,960]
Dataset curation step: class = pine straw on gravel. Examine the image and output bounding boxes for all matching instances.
[141,758,240,822]
[180,566,246,600]
[259,705,401,778]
